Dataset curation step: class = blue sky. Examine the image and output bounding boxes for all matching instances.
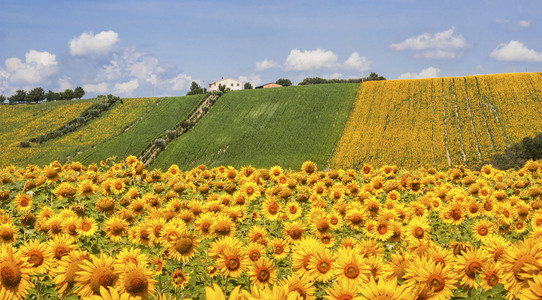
[1,0,541,98]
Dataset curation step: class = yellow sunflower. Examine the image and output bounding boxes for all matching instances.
[471,219,494,241]
[167,231,200,263]
[284,201,302,220]
[48,233,78,261]
[358,277,407,300]
[74,252,120,297]
[0,222,18,245]
[455,248,490,289]
[500,238,542,298]
[283,220,306,244]
[20,239,53,275]
[115,260,157,299]
[104,216,129,243]
[404,216,430,244]
[171,269,190,289]
[14,193,32,212]
[0,245,34,299]
[210,213,236,238]
[324,279,360,300]
[114,247,149,267]
[217,246,248,278]
[261,197,282,221]
[52,249,90,297]
[403,255,458,300]
[77,217,98,237]
[307,247,336,283]
[280,272,316,300]
[333,247,370,285]
[270,238,289,260]
[249,257,277,290]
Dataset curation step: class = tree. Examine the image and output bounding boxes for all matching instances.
[276,78,292,87]
[26,87,45,103]
[46,90,57,102]
[8,90,26,104]
[0,94,5,104]
[244,82,253,90]
[62,89,74,100]
[190,81,201,91]
[74,86,85,99]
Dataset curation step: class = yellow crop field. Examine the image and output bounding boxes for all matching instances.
[0,98,157,167]
[331,73,542,170]
[0,157,541,298]
[0,100,96,167]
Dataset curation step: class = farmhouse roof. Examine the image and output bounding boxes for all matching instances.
[209,78,242,85]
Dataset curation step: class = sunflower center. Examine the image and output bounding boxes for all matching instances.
[124,269,148,294]
[54,246,69,260]
[377,224,388,235]
[175,237,193,254]
[82,222,92,231]
[0,261,22,288]
[344,264,359,278]
[249,250,261,261]
[317,220,329,232]
[274,245,284,255]
[487,273,499,286]
[451,209,462,220]
[20,198,29,206]
[414,227,425,238]
[493,249,504,261]
[257,268,270,282]
[289,228,302,240]
[90,266,115,295]
[226,256,240,271]
[111,225,124,235]
[246,187,254,195]
[337,296,353,300]
[477,226,488,236]
[27,250,44,266]
[66,260,83,286]
[483,202,493,211]
[351,215,362,224]
[292,287,307,299]
[268,203,279,215]
[0,230,13,241]
[465,261,482,278]
[115,183,123,190]
[427,274,445,292]
[317,260,331,273]
[201,222,211,231]
[214,222,231,235]
[289,206,297,214]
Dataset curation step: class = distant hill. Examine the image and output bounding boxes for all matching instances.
[1,72,541,170]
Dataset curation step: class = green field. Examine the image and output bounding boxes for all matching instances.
[75,95,205,164]
[151,84,359,170]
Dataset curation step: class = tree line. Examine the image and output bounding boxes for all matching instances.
[0,86,85,104]
[298,72,386,85]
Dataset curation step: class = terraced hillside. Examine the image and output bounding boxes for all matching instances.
[75,95,205,164]
[152,84,359,170]
[331,72,542,169]
[0,98,157,167]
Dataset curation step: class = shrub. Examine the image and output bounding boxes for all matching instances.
[166,130,177,140]
[154,138,166,149]
[36,135,47,144]
[20,141,31,148]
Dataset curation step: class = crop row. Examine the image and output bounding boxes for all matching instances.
[331,73,542,170]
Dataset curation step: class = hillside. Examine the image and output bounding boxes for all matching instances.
[0,97,157,167]
[331,72,542,169]
[151,84,359,170]
[75,95,205,164]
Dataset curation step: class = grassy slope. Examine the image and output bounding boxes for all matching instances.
[151,84,359,170]
[0,99,100,167]
[76,95,205,164]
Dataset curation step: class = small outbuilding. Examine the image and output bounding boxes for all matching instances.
[209,78,243,92]
[255,83,283,89]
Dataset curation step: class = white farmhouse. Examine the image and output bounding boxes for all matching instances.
[209,78,243,92]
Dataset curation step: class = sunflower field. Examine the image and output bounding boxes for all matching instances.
[331,72,542,170]
[1,156,542,299]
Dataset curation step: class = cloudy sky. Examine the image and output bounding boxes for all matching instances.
[1,0,541,98]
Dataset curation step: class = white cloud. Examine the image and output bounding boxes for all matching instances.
[255,59,278,71]
[113,79,139,96]
[83,82,109,94]
[343,52,371,72]
[490,40,542,62]
[238,74,261,87]
[57,77,72,91]
[518,20,531,28]
[323,73,344,79]
[167,74,194,91]
[285,48,338,71]
[398,67,440,80]
[99,48,164,86]
[4,50,59,84]
[390,27,467,59]
[69,30,119,57]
